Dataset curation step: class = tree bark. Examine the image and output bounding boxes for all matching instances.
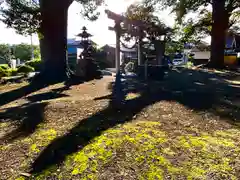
[39,0,73,81]
[209,0,228,68]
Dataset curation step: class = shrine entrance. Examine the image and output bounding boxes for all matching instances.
[105,9,169,75]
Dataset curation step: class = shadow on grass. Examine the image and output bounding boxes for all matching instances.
[26,91,68,102]
[0,85,70,144]
[30,68,240,174]
[0,77,61,108]
[159,68,240,121]
[0,102,48,144]
[30,89,161,173]
[0,74,97,145]
[0,74,85,108]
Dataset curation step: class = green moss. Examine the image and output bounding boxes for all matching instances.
[178,136,191,148]
[36,129,57,142]
[34,165,58,180]
[0,144,11,151]
[29,129,57,152]
[174,131,239,179]
[36,129,57,139]
[186,166,207,179]
[62,121,168,179]
[125,93,140,100]
[210,158,232,172]
[30,144,40,153]
[162,148,176,156]
[178,133,235,151]
[22,137,33,144]
[0,122,9,128]
[214,129,240,139]
[201,135,235,147]
[65,133,117,178]
[15,119,240,179]
[167,166,182,174]
[15,177,25,180]
[144,165,164,179]
[188,137,207,148]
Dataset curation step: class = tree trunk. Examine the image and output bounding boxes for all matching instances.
[209,0,228,68]
[153,40,165,65]
[39,0,73,81]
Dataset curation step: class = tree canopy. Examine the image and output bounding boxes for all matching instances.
[0,0,103,36]
[0,44,11,63]
[145,0,240,21]
[124,3,171,40]
[12,43,40,61]
[179,8,240,43]
[0,43,40,62]
[0,0,40,35]
[0,0,104,81]
[144,0,240,67]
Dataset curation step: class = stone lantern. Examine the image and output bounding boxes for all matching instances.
[75,26,101,80]
[77,26,93,50]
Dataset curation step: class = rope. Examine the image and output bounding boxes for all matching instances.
[120,36,137,50]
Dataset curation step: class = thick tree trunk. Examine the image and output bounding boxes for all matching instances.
[39,0,73,81]
[209,0,228,68]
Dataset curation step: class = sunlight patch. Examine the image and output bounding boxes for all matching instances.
[125,92,141,100]
[62,121,168,179]
[24,121,240,180]
[28,129,57,154]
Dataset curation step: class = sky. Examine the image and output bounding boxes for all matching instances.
[0,0,176,46]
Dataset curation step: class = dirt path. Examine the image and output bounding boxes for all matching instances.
[0,76,114,110]
[0,70,240,180]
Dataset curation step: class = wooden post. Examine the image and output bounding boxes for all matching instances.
[154,39,165,65]
[138,29,143,66]
[115,22,121,73]
[138,38,142,66]
[144,59,148,80]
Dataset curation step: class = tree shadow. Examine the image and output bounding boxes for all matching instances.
[30,68,240,174]
[0,73,100,144]
[30,88,162,173]
[26,91,68,102]
[0,102,48,144]
[0,72,100,108]
[162,68,240,122]
[0,77,62,108]
[0,86,70,144]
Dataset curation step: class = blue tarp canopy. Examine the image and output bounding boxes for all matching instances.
[68,46,77,54]
[226,36,235,49]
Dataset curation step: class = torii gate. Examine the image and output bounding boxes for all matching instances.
[105,9,168,73]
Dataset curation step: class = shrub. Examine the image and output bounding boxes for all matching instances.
[0,67,10,78]
[17,65,35,74]
[0,64,21,78]
[186,61,194,68]
[25,58,42,71]
[0,64,10,70]
[8,68,18,76]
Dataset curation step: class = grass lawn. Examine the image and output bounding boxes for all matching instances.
[0,68,240,180]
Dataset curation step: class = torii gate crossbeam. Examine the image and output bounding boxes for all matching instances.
[105,9,168,73]
[105,9,144,73]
